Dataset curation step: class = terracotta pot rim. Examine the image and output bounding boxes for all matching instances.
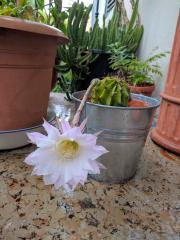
[151,129,180,155]
[129,84,155,96]
[129,84,155,90]
[0,16,69,44]
[161,92,180,104]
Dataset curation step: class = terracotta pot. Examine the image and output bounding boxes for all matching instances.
[51,55,59,90]
[151,13,180,154]
[0,16,68,131]
[129,84,155,96]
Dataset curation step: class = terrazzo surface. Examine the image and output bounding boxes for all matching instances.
[0,93,179,240]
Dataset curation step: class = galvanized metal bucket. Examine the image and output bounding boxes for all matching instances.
[72,91,160,183]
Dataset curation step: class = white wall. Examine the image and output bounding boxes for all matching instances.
[106,0,132,24]
[138,0,180,97]
[92,0,180,97]
[92,0,106,27]
[92,0,130,27]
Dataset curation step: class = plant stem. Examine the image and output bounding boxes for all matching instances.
[16,0,20,7]
[72,79,99,127]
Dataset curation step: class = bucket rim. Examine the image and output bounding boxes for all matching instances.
[72,91,160,110]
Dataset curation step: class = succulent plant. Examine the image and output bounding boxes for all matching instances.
[89,0,143,53]
[56,2,97,98]
[89,10,119,51]
[91,76,130,107]
[55,0,143,99]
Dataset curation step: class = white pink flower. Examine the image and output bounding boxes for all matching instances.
[24,119,108,191]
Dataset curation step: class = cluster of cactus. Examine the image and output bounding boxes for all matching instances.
[89,8,120,51]
[56,2,97,96]
[91,76,130,107]
[89,0,143,53]
[56,1,123,95]
[55,0,143,99]
[118,0,144,54]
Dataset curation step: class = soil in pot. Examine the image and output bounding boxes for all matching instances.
[128,100,149,107]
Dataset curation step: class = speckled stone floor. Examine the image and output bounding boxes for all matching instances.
[0,94,179,240]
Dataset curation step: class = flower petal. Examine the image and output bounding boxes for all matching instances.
[27,132,55,148]
[24,150,39,165]
[24,147,60,174]
[62,127,82,140]
[79,118,88,133]
[24,122,109,191]
[97,161,106,170]
[43,175,52,185]
[60,119,72,133]
[43,173,60,185]
[88,160,101,174]
[77,133,97,146]
[43,119,61,141]
[78,144,109,162]
[94,130,104,137]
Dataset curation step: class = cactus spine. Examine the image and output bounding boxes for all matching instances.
[91,77,130,107]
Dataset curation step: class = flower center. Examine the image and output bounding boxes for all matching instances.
[56,139,79,161]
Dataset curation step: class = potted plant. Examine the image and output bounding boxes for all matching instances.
[72,76,159,183]
[0,0,68,89]
[151,13,180,154]
[55,2,97,99]
[109,48,168,96]
[55,0,143,99]
[0,0,37,19]
[87,0,143,83]
[0,2,68,131]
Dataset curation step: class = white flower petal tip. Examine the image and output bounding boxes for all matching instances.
[26,131,55,148]
[24,118,108,191]
[42,119,61,141]
[80,118,88,132]
[94,130,104,137]
[60,120,71,133]
[26,132,38,143]
[97,162,107,170]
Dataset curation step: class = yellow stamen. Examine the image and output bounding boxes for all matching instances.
[56,139,79,161]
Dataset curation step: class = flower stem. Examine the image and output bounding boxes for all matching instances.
[72,79,99,127]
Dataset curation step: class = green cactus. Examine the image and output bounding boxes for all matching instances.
[55,0,143,99]
[89,8,119,51]
[89,0,143,53]
[91,76,130,107]
[56,2,97,97]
